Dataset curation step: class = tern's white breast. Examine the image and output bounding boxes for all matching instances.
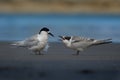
[37,32,48,42]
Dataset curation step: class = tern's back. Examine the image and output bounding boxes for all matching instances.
[71,36,94,49]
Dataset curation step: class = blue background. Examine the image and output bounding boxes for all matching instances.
[0,13,119,42]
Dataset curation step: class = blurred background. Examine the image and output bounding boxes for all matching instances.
[0,0,120,42]
[0,1,120,80]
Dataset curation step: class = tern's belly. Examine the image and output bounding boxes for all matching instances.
[29,42,47,51]
[71,42,92,49]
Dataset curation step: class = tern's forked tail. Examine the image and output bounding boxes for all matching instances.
[11,41,25,47]
[93,38,112,45]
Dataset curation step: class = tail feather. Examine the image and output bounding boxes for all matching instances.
[11,42,18,46]
[11,41,24,47]
[93,38,112,45]
[11,43,17,46]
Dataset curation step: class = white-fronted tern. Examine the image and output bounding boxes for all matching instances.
[11,27,54,55]
[59,36,112,55]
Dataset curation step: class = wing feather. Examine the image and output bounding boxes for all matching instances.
[72,36,94,43]
[14,34,40,47]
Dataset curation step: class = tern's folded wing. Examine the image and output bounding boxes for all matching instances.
[72,36,95,43]
[22,35,39,47]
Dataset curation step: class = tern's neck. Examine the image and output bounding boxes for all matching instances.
[38,31,48,41]
[65,37,73,47]
[40,31,48,36]
[63,40,71,47]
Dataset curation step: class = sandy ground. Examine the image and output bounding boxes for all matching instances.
[0,42,120,80]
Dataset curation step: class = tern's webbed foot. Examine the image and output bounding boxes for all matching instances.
[35,52,44,55]
[72,51,80,56]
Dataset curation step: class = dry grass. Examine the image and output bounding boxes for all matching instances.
[0,0,120,13]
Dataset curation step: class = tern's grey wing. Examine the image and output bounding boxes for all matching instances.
[72,36,94,43]
[70,36,95,50]
[22,34,39,47]
[25,34,38,42]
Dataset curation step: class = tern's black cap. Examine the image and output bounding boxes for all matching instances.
[40,27,49,32]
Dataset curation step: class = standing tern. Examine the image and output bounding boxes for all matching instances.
[59,36,112,55]
[11,27,54,55]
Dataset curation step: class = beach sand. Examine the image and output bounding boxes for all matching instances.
[0,42,120,80]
